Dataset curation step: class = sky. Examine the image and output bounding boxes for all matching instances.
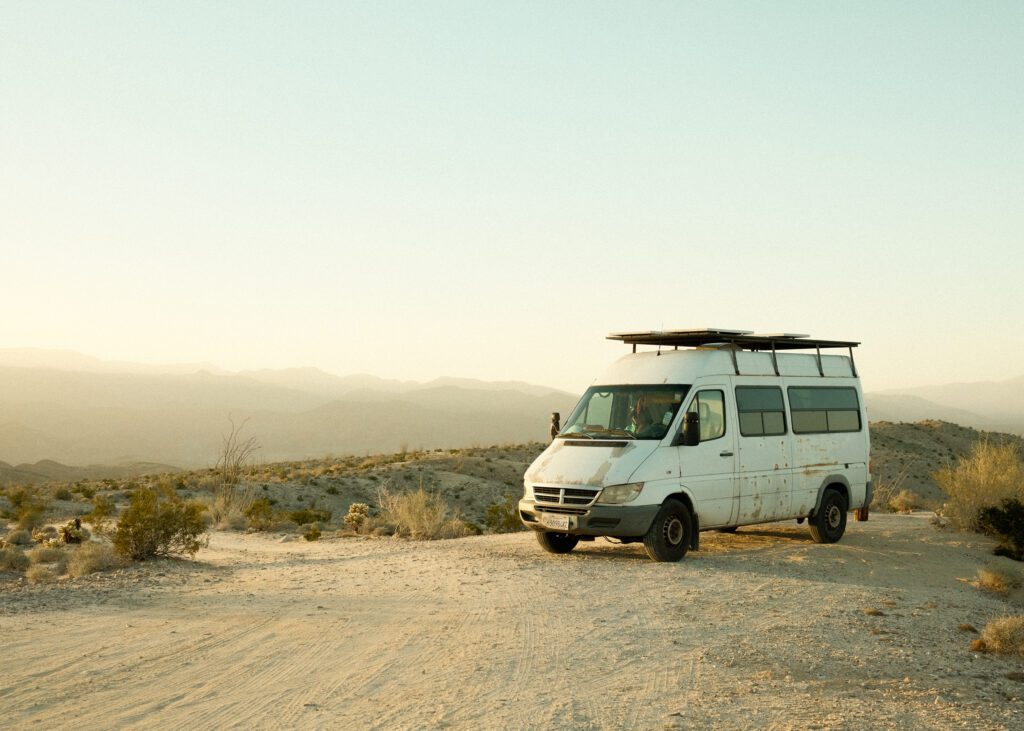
[1,1,1022,395]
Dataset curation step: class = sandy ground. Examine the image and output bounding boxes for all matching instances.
[2,513,1023,730]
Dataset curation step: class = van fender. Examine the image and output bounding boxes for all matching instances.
[811,475,851,516]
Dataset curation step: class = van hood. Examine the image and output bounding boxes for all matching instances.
[525,439,659,488]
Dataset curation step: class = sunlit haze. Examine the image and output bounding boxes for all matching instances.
[2,2,1022,394]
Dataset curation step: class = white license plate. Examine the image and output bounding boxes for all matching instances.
[541,513,571,531]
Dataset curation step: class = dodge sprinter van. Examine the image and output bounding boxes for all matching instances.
[519,329,872,562]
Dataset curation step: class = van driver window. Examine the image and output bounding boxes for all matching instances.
[686,390,725,441]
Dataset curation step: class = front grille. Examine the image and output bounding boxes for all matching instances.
[532,485,598,508]
[537,506,588,516]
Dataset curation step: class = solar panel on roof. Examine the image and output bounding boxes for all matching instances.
[606,329,858,350]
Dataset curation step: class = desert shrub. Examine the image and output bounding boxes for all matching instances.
[67,542,124,577]
[0,546,29,572]
[112,487,208,560]
[216,417,261,484]
[287,507,331,525]
[325,485,339,495]
[888,489,921,514]
[54,487,73,501]
[244,497,277,530]
[4,528,34,546]
[208,484,256,530]
[484,493,525,534]
[935,441,1024,532]
[343,503,370,533]
[972,616,1024,656]
[28,545,64,564]
[303,524,322,541]
[978,565,1022,595]
[15,493,48,530]
[84,494,116,535]
[31,525,57,543]
[978,498,1024,561]
[26,564,56,583]
[377,486,469,540]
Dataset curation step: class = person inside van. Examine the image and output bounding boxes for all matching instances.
[629,396,649,433]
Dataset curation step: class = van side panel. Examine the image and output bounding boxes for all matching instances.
[786,377,869,516]
[733,378,794,525]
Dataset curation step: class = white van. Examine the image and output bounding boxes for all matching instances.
[519,329,872,562]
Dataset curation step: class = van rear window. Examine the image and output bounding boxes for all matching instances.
[787,387,862,434]
[735,386,786,437]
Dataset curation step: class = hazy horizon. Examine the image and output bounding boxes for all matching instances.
[3,3,1022,395]
[3,345,1024,397]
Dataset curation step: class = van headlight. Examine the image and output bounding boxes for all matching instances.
[596,482,644,504]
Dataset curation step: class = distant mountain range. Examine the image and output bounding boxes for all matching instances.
[0,349,578,469]
[0,349,1020,476]
[866,375,1024,435]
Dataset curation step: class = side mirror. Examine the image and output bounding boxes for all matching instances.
[680,412,700,446]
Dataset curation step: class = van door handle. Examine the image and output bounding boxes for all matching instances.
[720,450,734,457]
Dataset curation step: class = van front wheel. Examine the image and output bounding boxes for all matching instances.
[809,489,848,544]
[536,531,579,554]
[643,499,691,562]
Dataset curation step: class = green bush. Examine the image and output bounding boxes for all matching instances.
[303,524,322,541]
[979,498,1024,561]
[84,494,116,534]
[244,497,276,530]
[287,507,331,525]
[11,490,48,530]
[484,493,525,534]
[54,487,73,501]
[112,487,208,560]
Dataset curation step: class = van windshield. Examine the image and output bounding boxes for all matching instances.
[559,385,690,441]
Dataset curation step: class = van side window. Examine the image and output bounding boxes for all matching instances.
[735,386,786,436]
[787,386,862,434]
[686,390,725,441]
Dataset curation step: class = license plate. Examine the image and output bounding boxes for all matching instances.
[541,513,571,531]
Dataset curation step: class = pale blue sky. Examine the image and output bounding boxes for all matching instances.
[2,2,1022,393]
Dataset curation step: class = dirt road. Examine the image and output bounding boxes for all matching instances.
[2,514,1022,729]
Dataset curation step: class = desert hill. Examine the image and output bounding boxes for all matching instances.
[869,420,1024,505]
[0,361,577,467]
[868,374,1024,435]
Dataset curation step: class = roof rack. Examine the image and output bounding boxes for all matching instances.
[607,328,860,377]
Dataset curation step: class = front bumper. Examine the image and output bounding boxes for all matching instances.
[518,498,659,538]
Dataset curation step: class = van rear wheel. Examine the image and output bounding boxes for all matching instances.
[536,531,579,554]
[809,488,848,544]
[643,499,692,562]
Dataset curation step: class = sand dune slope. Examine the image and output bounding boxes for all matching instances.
[3,514,1023,729]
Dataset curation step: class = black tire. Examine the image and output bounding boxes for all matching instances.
[808,488,848,544]
[716,526,738,534]
[536,531,579,554]
[643,499,692,562]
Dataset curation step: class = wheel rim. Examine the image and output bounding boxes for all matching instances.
[664,516,684,546]
[826,505,842,530]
